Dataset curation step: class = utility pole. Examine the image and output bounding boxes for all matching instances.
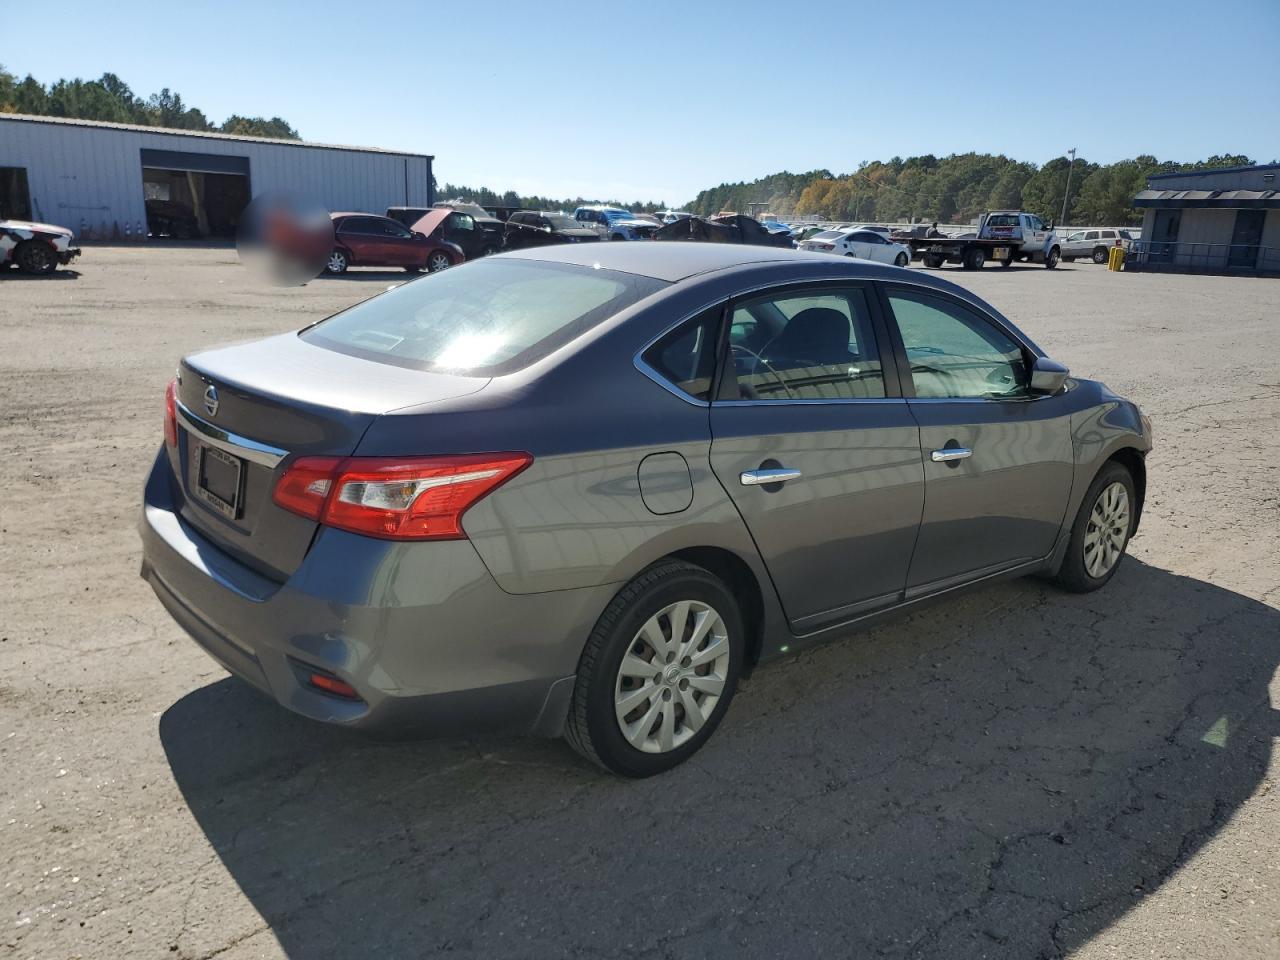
[1059,147,1077,226]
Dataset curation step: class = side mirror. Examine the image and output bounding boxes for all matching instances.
[1030,356,1069,394]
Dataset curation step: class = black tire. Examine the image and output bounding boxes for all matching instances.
[564,560,745,777]
[1001,254,1015,268]
[15,241,57,275]
[894,252,909,267]
[923,254,945,269]
[1092,246,1109,264]
[1063,256,1076,263]
[1052,461,1137,593]
[324,249,349,274]
[962,246,986,270]
[1044,246,1060,269]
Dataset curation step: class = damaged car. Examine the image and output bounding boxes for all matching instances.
[1,219,82,274]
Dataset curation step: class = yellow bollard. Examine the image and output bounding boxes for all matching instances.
[1108,246,1126,271]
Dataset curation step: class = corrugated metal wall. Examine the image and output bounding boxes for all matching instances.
[0,117,432,237]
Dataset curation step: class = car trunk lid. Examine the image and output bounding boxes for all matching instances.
[172,332,489,580]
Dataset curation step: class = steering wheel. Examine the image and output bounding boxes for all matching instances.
[731,342,795,400]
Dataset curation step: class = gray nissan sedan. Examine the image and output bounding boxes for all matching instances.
[140,243,1152,776]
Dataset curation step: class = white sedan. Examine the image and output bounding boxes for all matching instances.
[798,227,911,267]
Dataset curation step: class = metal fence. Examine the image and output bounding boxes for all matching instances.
[1125,240,1280,276]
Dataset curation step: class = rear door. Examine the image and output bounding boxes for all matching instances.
[879,284,1074,593]
[709,283,925,631]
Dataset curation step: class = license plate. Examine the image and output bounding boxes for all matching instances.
[993,247,1009,258]
[193,442,244,519]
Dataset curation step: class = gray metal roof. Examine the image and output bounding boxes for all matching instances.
[1134,188,1280,209]
[0,112,432,159]
[1146,162,1280,181]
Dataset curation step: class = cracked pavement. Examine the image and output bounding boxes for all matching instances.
[1,249,1277,959]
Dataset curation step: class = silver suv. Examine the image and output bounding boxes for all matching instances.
[1061,228,1135,264]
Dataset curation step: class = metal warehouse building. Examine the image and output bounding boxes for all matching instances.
[1127,162,1280,276]
[0,113,434,240]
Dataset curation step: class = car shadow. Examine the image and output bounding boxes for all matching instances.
[0,268,82,280]
[314,269,426,282]
[161,559,1279,958]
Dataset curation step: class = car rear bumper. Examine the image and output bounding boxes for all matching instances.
[139,450,611,737]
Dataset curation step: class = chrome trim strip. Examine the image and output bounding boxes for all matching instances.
[175,401,288,468]
[716,397,904,407]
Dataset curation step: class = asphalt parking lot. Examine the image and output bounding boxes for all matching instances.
[2,246,1278,960]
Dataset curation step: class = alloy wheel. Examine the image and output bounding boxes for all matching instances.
[613,600,731,754]
[1083,481,1130,578]
[428,252,451,272]
[326,251,346,273]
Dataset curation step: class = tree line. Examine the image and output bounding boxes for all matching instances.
[436,183,669,215]
[0,66,300,141]
[687,153,1258,226]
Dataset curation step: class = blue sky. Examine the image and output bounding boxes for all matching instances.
[5,0,1278,204]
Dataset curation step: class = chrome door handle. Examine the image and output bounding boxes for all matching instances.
[740,468,802,486]
[931,447,972,463]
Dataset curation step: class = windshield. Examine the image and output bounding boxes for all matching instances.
[302,258,667,375]
[810,230,843,240]
[545,214,578,230]
[603,210,636,221]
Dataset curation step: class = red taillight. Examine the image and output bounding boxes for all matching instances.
[272,453,532,540]
[308,672,360,699]
[271,456,342,520]
[164,378,178,447]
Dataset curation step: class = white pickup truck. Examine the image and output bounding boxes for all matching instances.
[896,211,1062,270]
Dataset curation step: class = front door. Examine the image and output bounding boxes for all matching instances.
[1228,210,1265,270]
[709,284,925,631]
[880,285,1075,593]
[1150,210,1180,264]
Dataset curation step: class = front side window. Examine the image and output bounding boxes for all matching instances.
[303,258,667,375]
[726,288,884,401]
[887,290,1030,399]
[1084,231,1099,241]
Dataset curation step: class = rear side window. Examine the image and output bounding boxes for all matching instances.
[726,288,884,401]
[642,307,720,400]
[303,259,667,375]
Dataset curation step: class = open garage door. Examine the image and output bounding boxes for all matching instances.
[140,149,250,240]
[0,167,32,221]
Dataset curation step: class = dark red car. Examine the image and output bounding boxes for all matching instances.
[325,213,463,274]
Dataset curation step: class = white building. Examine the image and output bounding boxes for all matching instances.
[1130,163,1279,275]
[0,113,434,240]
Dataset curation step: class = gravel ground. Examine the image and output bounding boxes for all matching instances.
[1,246,1277,960]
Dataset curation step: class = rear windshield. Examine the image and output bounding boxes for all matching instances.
[301,258,667,375]
[810,230,843,240]
[986,215,1019,227]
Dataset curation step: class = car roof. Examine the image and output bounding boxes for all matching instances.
[498,241,887,282]
[331,211,386,220]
